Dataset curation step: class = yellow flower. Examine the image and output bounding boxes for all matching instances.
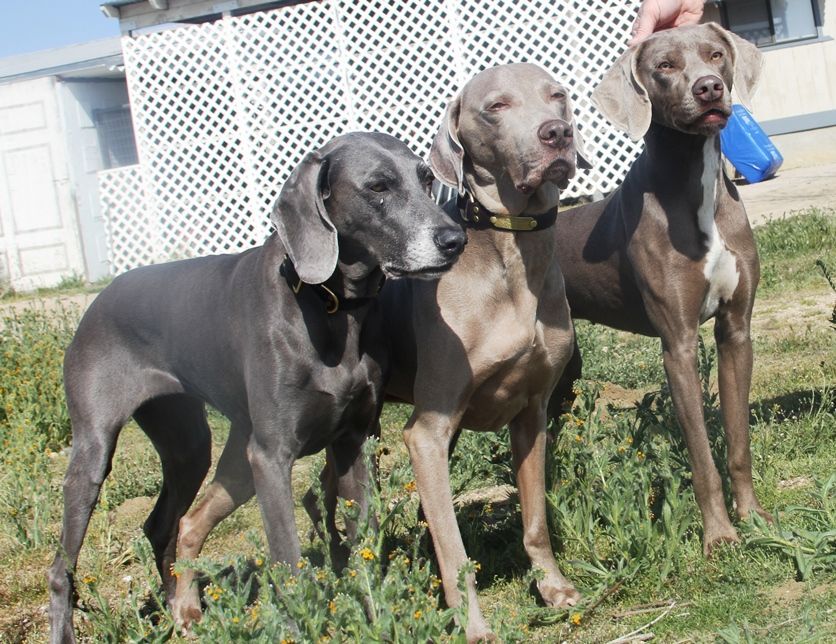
[348,569,357,578]
[404,481,417,493]
[359,547,375,561]
[575,434,583,442]
[232,616,240,624]
[316,570,327,581]
[254,557,264,567]
[414,610,423,619]
[296,559,307,569]
[344,499,355,508]
[474,562,481,572]
[430,576,441,589]
[81,575,96,585]
[570,612,582,626]
[637,450,645,460]
[328,600,337,614]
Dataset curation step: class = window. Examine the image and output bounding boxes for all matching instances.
[94,106,139,170]
[718,0,821,47]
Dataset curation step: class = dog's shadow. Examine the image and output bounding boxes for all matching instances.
[751,388,834,424]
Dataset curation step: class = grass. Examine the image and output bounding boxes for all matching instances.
[0,209,834,642]
[0,274,111,303]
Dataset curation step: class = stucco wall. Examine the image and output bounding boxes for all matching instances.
[705,1,835,127]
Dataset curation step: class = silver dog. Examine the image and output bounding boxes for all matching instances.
[381,63,591,641]
[552,23,770,555]
[47,132,466,642]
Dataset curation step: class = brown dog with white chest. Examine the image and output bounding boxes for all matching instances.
[552,23,771,555]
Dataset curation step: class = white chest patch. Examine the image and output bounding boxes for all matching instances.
[697,138,739,323]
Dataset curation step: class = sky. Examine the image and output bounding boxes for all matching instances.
[0,0,121,59]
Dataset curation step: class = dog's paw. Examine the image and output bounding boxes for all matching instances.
[703,526,740,558]
[466,623,497,643]
[172,601,203,634]
[737,504,774,525]
[538,578,581,608]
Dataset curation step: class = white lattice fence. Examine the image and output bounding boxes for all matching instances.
[100,0,643,273]
[99,165,154,274]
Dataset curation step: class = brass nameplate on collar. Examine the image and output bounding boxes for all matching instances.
[489,215,538,231]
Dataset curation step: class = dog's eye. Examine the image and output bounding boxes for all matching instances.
[551,91,566,100]
[657,61,673,71]
[369,183,387,193]
[487,102,508,112]
[711,51,723,61]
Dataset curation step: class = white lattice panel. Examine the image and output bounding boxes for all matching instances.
[103,0,643,273]
[99,165,154,274]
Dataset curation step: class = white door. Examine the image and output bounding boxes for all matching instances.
[0,76,86,291]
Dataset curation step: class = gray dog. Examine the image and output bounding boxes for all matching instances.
[552,24,770,554]
[47,132,466,642]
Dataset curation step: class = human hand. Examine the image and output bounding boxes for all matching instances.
[629,0,705,45]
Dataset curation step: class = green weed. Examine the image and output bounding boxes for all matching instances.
[756,209,836,294]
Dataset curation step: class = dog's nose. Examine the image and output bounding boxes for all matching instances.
[538,119,573,148]
[692,75,724,104]
[434,227,466,258]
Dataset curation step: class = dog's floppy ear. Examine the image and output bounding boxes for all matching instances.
[592,44,651,141]
[429,93,465,191]
[271,150,338,284]
[708,23,763,110]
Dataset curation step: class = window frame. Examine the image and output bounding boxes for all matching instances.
[716,0,824,49]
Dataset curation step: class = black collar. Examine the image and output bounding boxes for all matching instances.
[280,257,384,315]
[456,193,558,231]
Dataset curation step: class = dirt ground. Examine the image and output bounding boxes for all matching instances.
[737,161,836,225]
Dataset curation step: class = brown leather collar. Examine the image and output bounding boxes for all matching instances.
[456,193,558,231]
[280,257,384,315]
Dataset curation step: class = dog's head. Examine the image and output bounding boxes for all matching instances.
[271,132,465,284]
[430,63,592,215]
[594,23,762,140]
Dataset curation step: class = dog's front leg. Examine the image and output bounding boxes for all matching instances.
[714,306,771,523]
[509,404,579,607]
[324,429,377,570]
[660,331,739,554]
[403,412,494,643]
[247,427,302,564]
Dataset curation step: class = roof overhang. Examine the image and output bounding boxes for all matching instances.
[0,38,124,85]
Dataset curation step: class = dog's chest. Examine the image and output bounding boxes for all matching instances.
[697,143,740,322]
[463,318,568,430]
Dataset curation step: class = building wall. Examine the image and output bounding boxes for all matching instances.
[58,79,132,281]
[0,77,87,290]
[705,1,835,130]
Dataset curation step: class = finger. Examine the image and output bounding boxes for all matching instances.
[629,9,657,45]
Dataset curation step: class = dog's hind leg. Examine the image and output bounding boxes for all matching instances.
[548,334,582,422]
[48,415,120,644]
[132,395,212,602]
[171,423,254,630]
[48,351,155,644]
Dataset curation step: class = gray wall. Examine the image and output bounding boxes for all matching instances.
[58,79,131,281]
